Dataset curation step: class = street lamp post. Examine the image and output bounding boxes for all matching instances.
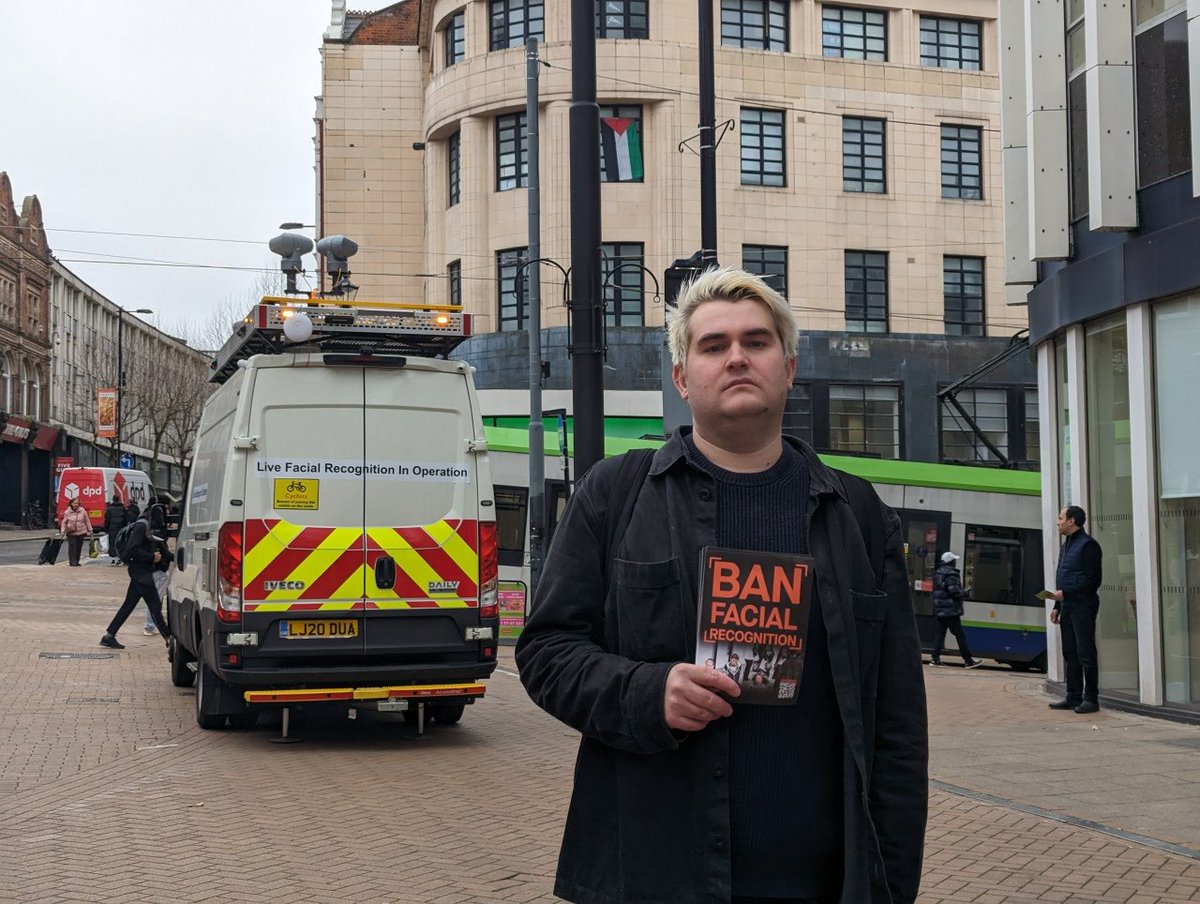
[115,306,153,466]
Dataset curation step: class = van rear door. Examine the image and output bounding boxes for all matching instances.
[241,366,366,653]
[362,365,482,662]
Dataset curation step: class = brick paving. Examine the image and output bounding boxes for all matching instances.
[2,562,1200,903]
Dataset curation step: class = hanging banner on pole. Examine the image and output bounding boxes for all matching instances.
[96,388,117,439]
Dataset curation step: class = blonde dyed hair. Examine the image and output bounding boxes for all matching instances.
[667,266,799,367]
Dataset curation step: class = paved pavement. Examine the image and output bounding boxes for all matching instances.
[2,564,1200,903]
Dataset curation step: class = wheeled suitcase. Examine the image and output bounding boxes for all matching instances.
[38,536,63,565]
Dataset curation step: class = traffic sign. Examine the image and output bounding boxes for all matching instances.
[118,452,135,469]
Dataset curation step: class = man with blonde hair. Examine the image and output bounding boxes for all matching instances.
[518,267,928,903]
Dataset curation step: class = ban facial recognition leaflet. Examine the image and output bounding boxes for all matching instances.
[694,546,814,705]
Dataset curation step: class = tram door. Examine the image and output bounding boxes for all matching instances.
[897,509,952,649]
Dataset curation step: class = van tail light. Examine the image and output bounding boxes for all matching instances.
[217,521,243,625]
[479,521,498,619]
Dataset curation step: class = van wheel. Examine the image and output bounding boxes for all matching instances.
[430,703,465,725]
[195,662,227,730]
[169,637,195,688]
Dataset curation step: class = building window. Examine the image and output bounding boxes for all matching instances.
[490,0,544,50]
[1024,387,1040,463]
[829,384,900,459]
[943,255,985,336]
[1135,10,1192,187]
[941,125,982,200]
[601,242,645,327]
[843,117,886,193]
[600,105,644,182]
[783,385,812,444]
[448,260,462,307]
[822,6,887,61]
[597,0,648,38]
[740,108,786,186]
[742,245,788,297]
[497,247,530,331]
[721,0,788,51]
[444,11,466,66]
[448,131,461,206]
[1066,0,1088,219]
[496,112,528,191]
[919,16,982,69]
[940,388,1008,463]
[844,251,888,333]
[1153,295,1200,704]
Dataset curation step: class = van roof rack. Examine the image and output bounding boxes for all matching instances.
[209,296,473,384]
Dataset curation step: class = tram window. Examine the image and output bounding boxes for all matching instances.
[494,485,528,567]
[964,524,1025,607]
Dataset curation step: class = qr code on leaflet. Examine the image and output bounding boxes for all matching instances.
[778,679,797,700]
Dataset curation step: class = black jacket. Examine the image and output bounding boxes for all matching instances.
[1055,529,1102,610]
[122,518,157,574]
[931,564,966,618]
[516,431,928,904]
[102,503,127,535]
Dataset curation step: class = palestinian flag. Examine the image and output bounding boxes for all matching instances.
[601,117,644,181]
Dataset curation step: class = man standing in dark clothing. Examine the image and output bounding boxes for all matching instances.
[102,494,127,566]
[930,551,981,668]
[1049,505,1103,714]
[99,511,169,650]
[516,268,928,904]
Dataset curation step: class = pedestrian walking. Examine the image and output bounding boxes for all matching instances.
[930,551,982,668]
[142,504,173,635]
[516,267,928,904]
[125,500,141,523]
[99,509,169,650]
[102,494,127,566]
[60,497,93,567]
[1048,505,1103,714]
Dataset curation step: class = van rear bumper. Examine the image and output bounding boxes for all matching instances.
[212,660,497,688]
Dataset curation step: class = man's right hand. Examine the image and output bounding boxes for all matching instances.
[1050,609,1060,625]
[153,551,162,563]
[663,663,741,732]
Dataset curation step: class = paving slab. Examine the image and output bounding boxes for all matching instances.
[2,564,1200,902]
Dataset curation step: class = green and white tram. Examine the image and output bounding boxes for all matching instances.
[485,425,1045,671]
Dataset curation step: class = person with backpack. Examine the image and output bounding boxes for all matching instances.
[102,494,128,566]
[930,551,982,668]
[516,267,928,904]
[99,508,169,650]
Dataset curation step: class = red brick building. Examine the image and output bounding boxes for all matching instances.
[0,172,57,524]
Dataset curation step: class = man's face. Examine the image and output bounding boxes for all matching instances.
[672,298,796,429]
[1057,509,1075,536]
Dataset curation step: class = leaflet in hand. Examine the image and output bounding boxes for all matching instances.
[694,546,814,705]
[1035,590,1056,601]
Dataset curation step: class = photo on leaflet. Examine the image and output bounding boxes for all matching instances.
[702,641,805,705]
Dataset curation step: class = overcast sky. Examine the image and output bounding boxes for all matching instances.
[0,0,341,341]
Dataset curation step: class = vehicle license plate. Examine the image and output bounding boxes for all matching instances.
[279,619,359,639]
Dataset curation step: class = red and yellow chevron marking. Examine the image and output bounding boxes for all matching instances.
[240,518,479,612]
[243,683,486,704]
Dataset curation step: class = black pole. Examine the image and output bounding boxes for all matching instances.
[115,308,124,466]
[698,0,718,267]
[569,0,605,477]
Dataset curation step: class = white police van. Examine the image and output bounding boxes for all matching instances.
[168,299,499,733]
